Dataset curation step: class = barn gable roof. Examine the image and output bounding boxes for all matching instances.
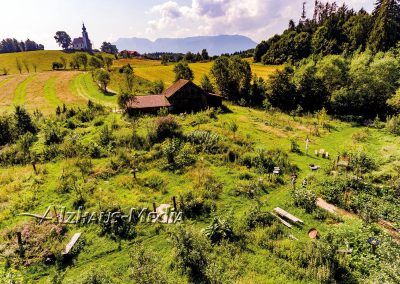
[163,79,197,98]
[127,94,171,109]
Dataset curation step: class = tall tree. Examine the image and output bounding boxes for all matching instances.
[173,62,194,82]
[100,42,118,54]
[54,31,71,50]
[368,0,400,52]
[210,56,251,102]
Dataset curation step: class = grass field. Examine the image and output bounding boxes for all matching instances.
[0,51,280,113]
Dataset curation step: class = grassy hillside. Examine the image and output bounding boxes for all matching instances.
[0,51,77,74]
[0,102,398,283]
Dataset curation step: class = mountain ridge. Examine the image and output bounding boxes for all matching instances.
[114,35,258,56]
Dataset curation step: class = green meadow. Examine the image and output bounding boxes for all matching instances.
[0,51,398,283]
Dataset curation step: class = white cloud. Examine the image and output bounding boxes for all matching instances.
[145,0,374,42]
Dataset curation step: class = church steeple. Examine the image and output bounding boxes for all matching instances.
[81,22,92,51]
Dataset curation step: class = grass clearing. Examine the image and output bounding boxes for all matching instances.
[70,72,117,108]
[11,74,36,107]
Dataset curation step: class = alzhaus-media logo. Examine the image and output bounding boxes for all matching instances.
[18,205,184,225]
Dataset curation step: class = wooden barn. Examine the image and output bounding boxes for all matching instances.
[127,80,222,114]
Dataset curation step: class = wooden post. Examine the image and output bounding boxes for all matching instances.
[172,196,177,211]
[31,161,37,174]
[17,231,24,257]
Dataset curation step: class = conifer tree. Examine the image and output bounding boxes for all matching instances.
[368,0,400,51]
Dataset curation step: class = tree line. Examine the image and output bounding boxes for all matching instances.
[254,0,400,64]
[0,38,44,54]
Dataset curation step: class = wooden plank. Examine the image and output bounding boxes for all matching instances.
[271,213,292,228]
[63,232,81,255]
[273,207,304,224]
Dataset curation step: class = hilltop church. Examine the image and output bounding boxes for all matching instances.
[72,23,92,51]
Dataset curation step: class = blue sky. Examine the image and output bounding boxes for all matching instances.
[0,0,374,50]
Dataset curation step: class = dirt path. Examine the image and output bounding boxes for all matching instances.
[316,198,357,218]
[317,198,400,243]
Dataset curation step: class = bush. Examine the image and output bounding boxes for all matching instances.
[99,125,114,147]
[179,191,215,219]
[352,129,369,143]
[292,187,317,213]
[130,245,167,284]
[155,115,181,142]
[143,174,165,191]
[203,218,235,244]
[98,207,136,241]
[80,271,113,284]
[245,207,275,230]
[386,115,400,136]
[43,121,63,145]
[52,62,63,70]
[170,226,210,282]
[186,130,221,153]
[0,115,14,146]
[348,148,376,174]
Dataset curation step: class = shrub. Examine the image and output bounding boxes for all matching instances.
[245,207,275,230]
[203,218,235,244]
[0,144,31,166]
[57,168,79,193]
[170,226,210,282]
[43,121,63,145]
[155,115,181,142]
[87,142,103,159]
[192,166,223,199]
[348,148,376,174]
[352,129,369,143]
[0,115,14,146]
[52,62,63,70]
[143,174,165,191]
[290,139,301,153]
[186,130,221,153]
[98,207,136,241]
[386,115,400,136]
[179,191,215,219]
[292,187,317,213]
[99,125,113,147]
[17,132,36,153]
[130,245,167,284]
[80,271,113,284]
[14,105,37,135]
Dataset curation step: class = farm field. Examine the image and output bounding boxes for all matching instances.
[0,51,280,113]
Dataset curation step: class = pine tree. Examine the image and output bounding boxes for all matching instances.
[368,0,400,51]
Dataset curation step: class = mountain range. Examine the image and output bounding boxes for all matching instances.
[113,35,257,56]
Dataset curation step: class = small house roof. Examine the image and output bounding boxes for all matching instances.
[127,94,171,109]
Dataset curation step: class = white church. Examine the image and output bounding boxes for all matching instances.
[72,23,92,51]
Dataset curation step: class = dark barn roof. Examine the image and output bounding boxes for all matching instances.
[126,80,221,112]
[163,79,191,98]
[127,94,171,109]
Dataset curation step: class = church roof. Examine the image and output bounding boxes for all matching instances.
[72,37,84,45]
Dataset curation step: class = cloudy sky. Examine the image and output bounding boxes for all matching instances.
[0,0,374,50]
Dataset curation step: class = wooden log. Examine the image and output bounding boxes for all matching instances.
[63,233,81,255]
